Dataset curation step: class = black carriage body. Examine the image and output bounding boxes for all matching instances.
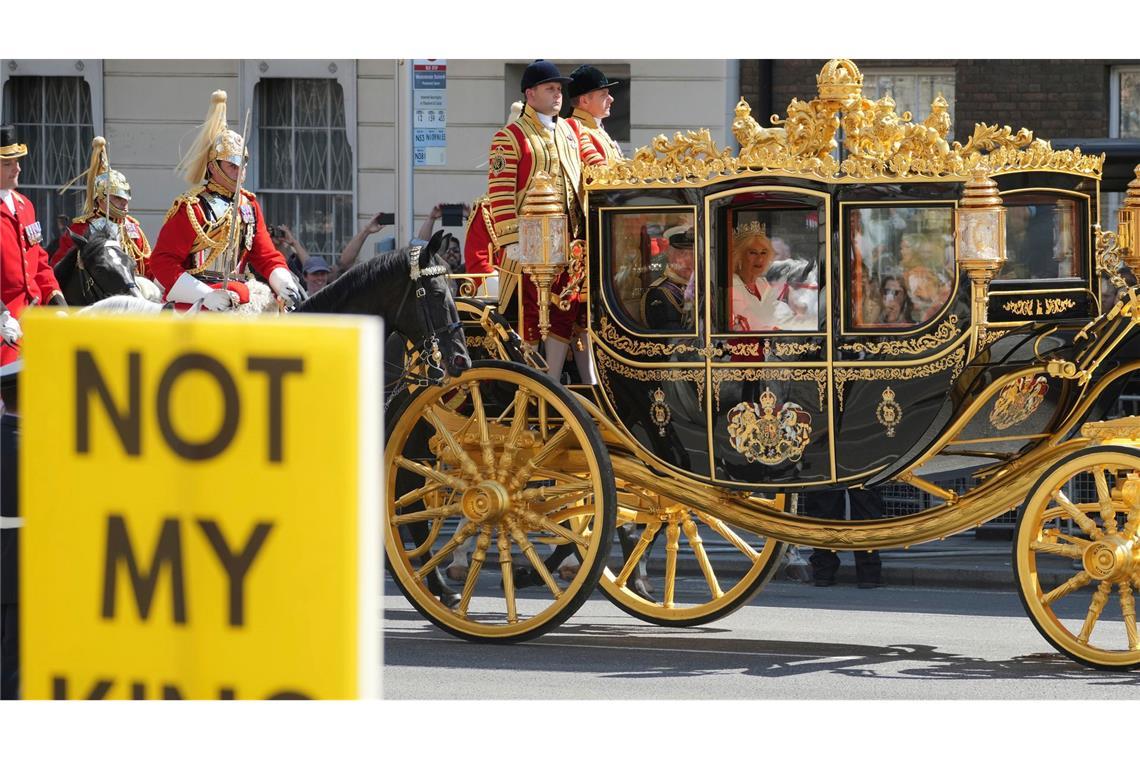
[585,169,1103,491]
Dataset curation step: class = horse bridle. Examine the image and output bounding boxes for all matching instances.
[398,244,463,385]
[76,238,137,303]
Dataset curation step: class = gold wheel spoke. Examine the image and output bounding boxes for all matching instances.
[1077,580,1113,644]
[467,383,496,475]
[1120,581,1139,651]
[495,388,533,481]
[1029,540,1084,559]
[1042,569,1092,606]
[1054,490,1103,539]
[414,521,480,580]
[1046,528,1094,549]
[423,407,481,481]
[393,481,446,512]
[517,482,595,509]
[498,529,518,624]
[1094,468,1119,535]
[458,527,493,617]
[663,522,681,608]
[696,509,761,562]
[682,515,724,599]
[615,521,660,588]
[509,424,573,491]
[529,515,590,549]
[507,520,562,598]
[391,504,462,526]
[396,456,467,490]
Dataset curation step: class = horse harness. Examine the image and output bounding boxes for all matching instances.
[76,237,138,303]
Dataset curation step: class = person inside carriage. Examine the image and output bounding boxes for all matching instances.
[641,225,695,330]
[150,90,304,312]
[51,137,153,279]
[729,221,795,332]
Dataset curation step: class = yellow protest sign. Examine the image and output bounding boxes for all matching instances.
[18,311,381,699]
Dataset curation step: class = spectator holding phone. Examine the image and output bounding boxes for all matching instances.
[337,211,392,275]
[269,224,308,280]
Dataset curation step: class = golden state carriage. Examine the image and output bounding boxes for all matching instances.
[386,59,1140,670]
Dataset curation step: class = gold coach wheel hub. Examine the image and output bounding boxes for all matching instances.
[462,481,512,522]
[1082,536,1136,581]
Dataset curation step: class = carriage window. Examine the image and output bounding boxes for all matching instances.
[721,202,822,333]
[998,193,1083,280]
[605,208,697,332]
[847,205,955,329]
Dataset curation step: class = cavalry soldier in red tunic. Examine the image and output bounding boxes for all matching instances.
[567,65,624,163]
[483,60,604,380]
[50,136,153,278]
[0,125,65,366]
[150,91,303,311]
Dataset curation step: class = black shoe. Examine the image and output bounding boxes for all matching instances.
[857,580,883,589]
[425,567,462,608]
[813,577,836,587]
[502,566,542,591]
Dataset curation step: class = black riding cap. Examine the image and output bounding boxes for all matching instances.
[0,124,28,159]
[567,65,623,99]
[520,60,572,93]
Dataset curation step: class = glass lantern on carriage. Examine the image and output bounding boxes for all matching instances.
[956,169,1007,342]
[514,172,568,341]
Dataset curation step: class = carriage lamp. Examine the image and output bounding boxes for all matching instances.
[515,172,568,341]
[956,170,1007,344]
[1117,165,1140,276]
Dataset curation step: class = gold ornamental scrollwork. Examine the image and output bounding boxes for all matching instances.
[597,315,704,357]
[978,328,1010,352]
[1002,298,1077,318]
[765,338,821,358]
[834,346,966,412]
[595,350,706,406]
[584,59,1104,188]
[726,387,813,465]
[989,374,1049,430]
[712,367,827,411]
[839,315,960,356]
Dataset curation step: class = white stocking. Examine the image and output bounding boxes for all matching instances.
[573,332,597,384]
[543,337,570,383]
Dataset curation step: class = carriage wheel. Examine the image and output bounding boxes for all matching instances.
[385,361,615,642]
[1014,445,1140,670]
[597,487,786,626]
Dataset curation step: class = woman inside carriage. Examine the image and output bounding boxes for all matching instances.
[729,220,796,332]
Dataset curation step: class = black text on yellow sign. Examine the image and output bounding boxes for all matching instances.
[20,311,382,699]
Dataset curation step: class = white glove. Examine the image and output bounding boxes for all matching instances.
[268,267,304,309]
[201,288,239,312]
[0,310,21,345]
[754,279,785,327]
[166,271,215,305]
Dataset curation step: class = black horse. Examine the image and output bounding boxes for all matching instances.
[53,220,144,306]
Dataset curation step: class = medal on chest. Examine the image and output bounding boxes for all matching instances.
[24,220,43,246]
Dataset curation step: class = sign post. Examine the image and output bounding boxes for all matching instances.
[19,311,382,699]
[413,59,447,167]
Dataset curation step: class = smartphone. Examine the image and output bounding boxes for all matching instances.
[374,212,395,226]
[440,204,466,228]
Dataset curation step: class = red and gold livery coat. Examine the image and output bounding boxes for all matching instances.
[149,186,288,297]
[1,190,62,365]
[463,195,499,276]
[569,108,623,164]
[483,105,604,342]
[50,213,153,277]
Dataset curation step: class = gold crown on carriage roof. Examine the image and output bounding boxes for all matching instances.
[583,58,1105,188]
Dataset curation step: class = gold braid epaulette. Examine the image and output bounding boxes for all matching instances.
[166,189,237,275]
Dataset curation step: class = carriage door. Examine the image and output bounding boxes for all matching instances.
[833,198,966,483]
[705,188,833,487]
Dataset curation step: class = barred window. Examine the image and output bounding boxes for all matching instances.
[255,78,354,256]
[1,75,94,233]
